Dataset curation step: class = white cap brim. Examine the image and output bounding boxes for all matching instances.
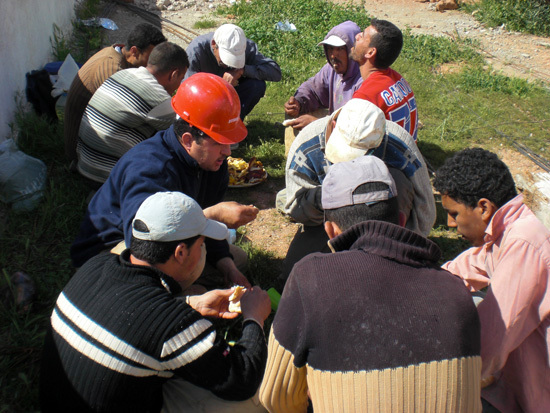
[201,219,229,241]
[219,48,245,69]
[318,35,346,47]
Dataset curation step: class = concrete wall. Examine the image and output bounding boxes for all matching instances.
[0,0,75,143]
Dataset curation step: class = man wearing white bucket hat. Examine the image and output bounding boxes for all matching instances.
[276,98,435,285]
[185,23,281,119]
[42,191,272,412]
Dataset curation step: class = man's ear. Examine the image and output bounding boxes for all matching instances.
[169,69,180,82]
[477,198,497,224]
[398,211,407,228]
[174,243,189,264]
[366,46,377,60]
[211,39,216,48]
[324,221,342,240]
[128,45,140,59]
[180,132,194,151]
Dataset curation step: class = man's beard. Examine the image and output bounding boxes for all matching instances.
[349,48,364,64]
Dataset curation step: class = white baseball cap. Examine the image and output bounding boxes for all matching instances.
[132,192,228,242]
[213,24,247,69]
[325,99,386,164]
[318,35,346,47]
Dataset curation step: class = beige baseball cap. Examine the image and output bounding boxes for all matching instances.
[325,99,386,164]
[213,24,247,69]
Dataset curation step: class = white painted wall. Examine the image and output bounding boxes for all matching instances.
[0,0,75,142]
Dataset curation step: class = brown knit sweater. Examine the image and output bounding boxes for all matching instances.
[260,221,482,412]
[64,45,130,161]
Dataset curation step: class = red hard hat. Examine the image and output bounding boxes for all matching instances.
[171,73,247,144]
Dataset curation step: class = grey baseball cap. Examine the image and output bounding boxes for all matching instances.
[321,156,397,210]
[132,192,228,242]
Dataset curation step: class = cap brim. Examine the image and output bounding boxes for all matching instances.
[219,48,245,69]
[318,35,346,47]
[201,219,229,240]
[202,118,248,145]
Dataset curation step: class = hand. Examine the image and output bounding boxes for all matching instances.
[286,114,317,130]
[216,257,252,289]
[204,201,259,228]
[223,68,244,87]
[284,96,301,117]
[240,286,272,326]
[187,289,240,319]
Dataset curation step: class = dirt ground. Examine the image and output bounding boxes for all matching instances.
[102,0,550,258]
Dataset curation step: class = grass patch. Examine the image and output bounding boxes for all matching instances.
[193,19,218,29]
[50,0,104,63]
[462,0,550,37]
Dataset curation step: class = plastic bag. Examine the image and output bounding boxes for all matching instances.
[51,53,80,98]
[0,139,47,211]
[80,17,118,30]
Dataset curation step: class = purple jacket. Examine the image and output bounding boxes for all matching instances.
[294,21,363,114]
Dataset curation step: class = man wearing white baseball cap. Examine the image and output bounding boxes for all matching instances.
[283,21,363,132]
[185,23,281,119]
[41,191,271,412]
[276,97,435,286]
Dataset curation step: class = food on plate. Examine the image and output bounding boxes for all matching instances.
[228,156,267,186]
[228,285,246,313]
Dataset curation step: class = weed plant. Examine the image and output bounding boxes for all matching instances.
[462,0,550,37]
[2,0,550,410]
[193,19,218,29]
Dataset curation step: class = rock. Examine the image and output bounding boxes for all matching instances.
[436,0,458,11]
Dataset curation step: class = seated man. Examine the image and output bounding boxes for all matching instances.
[283,21,363,131]
[76,42,188,185]
[41,191,272,412]
[64,23,166,161]
[71,73,259,291]
[278,98,435,283]
[434,148,550,413]
[185,23,281,119]
[260,156,482,412]
[350,19,418,141]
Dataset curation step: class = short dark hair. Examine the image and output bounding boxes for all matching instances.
[126,23,167,51]
[324,182,400,231]
[148,42,189,73]
[369,19,403,69]
[173,118,207,144]
[130,219,201,265]
[433,148,517,208]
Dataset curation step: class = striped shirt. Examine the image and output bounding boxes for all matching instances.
[40,251,267,412]
[77,67,174,183]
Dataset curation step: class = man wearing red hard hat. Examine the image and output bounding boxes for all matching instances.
[71,73,259,291]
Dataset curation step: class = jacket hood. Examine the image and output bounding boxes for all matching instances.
[323,20,361,80]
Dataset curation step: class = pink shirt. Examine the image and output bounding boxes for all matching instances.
[443,194,550,413]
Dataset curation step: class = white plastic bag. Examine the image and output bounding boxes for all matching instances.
[0,139,47,211]
[51,53,80,98]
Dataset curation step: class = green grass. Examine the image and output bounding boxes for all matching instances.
[193,19,218,29]
[462,0,550,37]
[2,0,550,410]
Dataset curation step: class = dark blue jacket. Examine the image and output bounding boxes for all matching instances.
[71,124,230,267]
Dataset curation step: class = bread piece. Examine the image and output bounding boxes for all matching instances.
[228,286,246,313]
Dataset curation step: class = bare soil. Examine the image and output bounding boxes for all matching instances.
[102,0,550,259]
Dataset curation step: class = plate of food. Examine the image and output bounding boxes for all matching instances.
[228,156,268,188]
